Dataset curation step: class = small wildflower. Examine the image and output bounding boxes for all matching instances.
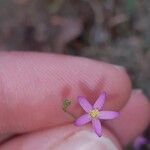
[133,136,148,150]
[75,91,119,137]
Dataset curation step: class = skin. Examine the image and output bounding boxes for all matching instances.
[0,51,149,149]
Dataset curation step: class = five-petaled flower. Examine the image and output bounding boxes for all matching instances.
[75,91,119,137]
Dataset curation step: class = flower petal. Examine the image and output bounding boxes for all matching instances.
[74,114,91,126]
[92,119,102,137]
[99,111,119,120]
[78,96,92,112]
[93,91,106,110]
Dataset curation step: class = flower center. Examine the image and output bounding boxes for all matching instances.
[89,109,100,118]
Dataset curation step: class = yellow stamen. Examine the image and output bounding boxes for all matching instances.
[89,109,100,118]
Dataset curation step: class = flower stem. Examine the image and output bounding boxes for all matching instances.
[65,110,76,119]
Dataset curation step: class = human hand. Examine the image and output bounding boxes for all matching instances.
[0,52,149,150]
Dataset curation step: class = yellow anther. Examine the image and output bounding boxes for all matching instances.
[89,109,100,118]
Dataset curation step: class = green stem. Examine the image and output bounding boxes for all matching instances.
[65,110,76,119]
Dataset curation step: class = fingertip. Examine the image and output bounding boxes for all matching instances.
[106,89,150,145]
[0,125,122,150]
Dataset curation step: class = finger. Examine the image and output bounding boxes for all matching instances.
[105,90,150,145]
[0,134,13,144]
[0,125,122,150]
[0,52,131,134]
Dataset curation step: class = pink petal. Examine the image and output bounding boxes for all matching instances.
[75,114,91,126]
[92,119,102,137]
[99,111,119,120]
[78,96,92,112]
[93,91,106,110]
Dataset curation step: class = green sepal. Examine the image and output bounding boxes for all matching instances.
[62,99,71,112]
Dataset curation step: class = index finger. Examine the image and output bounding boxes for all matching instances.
[0,52,131,134]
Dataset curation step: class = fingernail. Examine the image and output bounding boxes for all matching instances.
[55,130,119,150]
[113,65,126,71]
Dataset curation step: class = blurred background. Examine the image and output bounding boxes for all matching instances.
[0,0,149,149]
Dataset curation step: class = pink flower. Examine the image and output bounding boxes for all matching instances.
[133,136,148,150]
[75,91,119,137]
